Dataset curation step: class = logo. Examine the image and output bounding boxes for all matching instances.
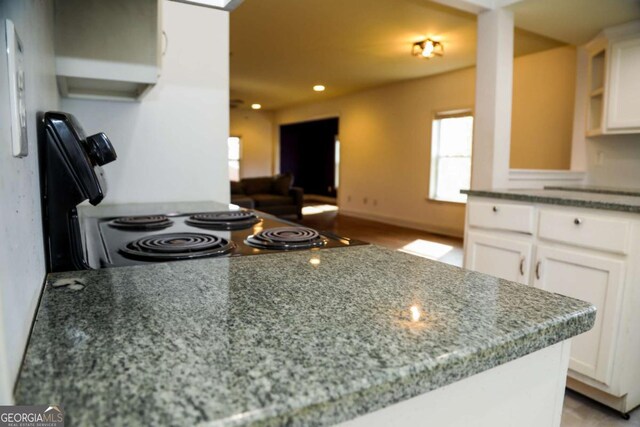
[0,405,64,426]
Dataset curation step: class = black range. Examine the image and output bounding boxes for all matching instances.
[83,209,365,269]
[39,111,366,272]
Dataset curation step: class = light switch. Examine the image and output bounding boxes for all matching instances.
[5,19,28,158]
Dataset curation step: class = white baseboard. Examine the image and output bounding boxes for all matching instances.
[339,208,464,239]
[304,194,337,204]
[508,169,587,189]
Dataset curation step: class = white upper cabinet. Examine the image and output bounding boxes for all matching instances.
[54,0,162,101]
[585,21,640,135]
[607,37,640,131]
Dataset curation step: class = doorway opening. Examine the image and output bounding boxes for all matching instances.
[279,117,340,202]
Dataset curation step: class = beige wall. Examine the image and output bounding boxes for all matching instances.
[276,68,476,237]
[230,109,276,178]
[510,46,577,169]
[230,47,578,236]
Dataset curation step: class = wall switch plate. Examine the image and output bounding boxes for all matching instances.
[5,19,27,158]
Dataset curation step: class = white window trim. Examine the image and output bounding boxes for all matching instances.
[428,109,474,204]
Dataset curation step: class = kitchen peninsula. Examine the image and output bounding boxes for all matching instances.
[463,187,640,417]
[16,221,594,426]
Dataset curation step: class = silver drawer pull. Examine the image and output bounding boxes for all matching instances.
[535,261,542,280]
[492,206,498,213]
[574,218,583,225]
[519,257,525,276]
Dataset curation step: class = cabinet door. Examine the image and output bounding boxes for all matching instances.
[464,231,532,285]
[534,245,625,385]
[607,37,640,131]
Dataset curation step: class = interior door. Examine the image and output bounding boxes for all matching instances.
[464,231,533,285]
[533,245,625,385]
[279,118,339,197]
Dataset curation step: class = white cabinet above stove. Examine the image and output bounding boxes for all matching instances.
[54,0,162,101]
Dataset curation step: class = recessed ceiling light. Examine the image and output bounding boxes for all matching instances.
[251,103,262,110]
[313,85,326,92]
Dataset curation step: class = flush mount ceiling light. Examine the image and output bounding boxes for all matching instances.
[313,85,326,92]
[412,39,444,59]
[251,103,262,110]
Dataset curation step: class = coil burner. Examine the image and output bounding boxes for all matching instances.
[185,210,260,231]
[109,215,173,230]
[120,232,234,261]
[245,226,327,250]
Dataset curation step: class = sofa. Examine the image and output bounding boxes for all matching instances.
[230,174,304,219]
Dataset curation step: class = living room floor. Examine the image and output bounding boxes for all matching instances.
[294,204,640,427]
[296,204,464,266]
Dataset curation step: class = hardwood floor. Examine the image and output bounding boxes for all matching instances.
[295,204,463,266]
[295,204,639,426]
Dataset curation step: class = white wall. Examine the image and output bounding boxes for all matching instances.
[0,0,59,403]
[62,0,230,205]
[585,135,640,187]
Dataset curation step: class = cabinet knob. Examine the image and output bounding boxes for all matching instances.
[492,206,498,213]
[574,218,583,225]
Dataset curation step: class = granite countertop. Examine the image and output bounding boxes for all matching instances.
[462,188,640,213]
[544,185,640,197]
[16,246,595,426]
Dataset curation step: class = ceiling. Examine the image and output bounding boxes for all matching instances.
[229,0,637,110]
[508,0,640,46]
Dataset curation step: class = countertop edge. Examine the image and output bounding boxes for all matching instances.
[206,304,596,427]
[462,190,640,213]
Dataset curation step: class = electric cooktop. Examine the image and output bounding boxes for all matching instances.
[84,209,367,268]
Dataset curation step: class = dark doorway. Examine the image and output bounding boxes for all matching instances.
[279,118,339,198]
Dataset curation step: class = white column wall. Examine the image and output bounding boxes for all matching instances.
[471,8,514,189]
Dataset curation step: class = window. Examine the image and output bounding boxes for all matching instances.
[334,137,340,190]
[228,136,241,181]
[429,111,473,203]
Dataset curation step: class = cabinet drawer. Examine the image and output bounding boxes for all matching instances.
[538,210,630,254]
[468,201,535,234]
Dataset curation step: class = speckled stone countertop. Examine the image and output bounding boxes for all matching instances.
[462,188,640,213]
[16,246,595,426]
[544,185,640,197]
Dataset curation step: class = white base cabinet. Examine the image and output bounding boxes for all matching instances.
[465,231,532,285]
[534,245,624,385]
[464,197,640,415]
